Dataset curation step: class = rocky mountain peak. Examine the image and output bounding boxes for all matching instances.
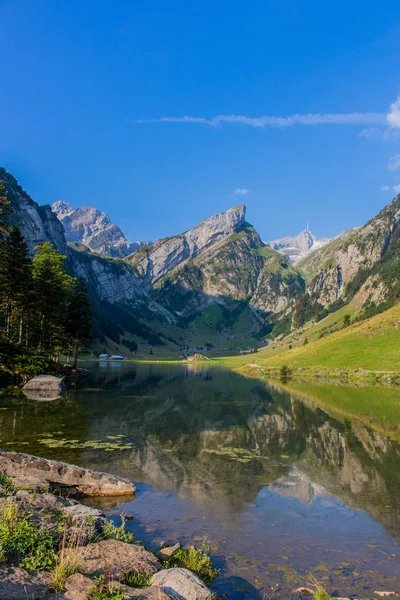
[52,200,74,219]
[265,227,329,264]
[128,204,248,286]
[52,202,150,258]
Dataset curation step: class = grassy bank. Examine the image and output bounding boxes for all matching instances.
[223,302,400,377]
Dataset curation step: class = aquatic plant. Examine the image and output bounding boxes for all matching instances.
[101,516,134,544]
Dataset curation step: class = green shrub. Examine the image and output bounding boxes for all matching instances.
[0,472,15,494]
[165,540,219,584]
[0,500,58,570]
[102,517,134,544]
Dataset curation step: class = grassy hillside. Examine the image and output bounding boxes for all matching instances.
[250,302,400,372]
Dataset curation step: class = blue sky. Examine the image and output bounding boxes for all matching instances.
[1,0,400,242]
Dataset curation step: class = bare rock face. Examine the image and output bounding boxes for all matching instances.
[128,205,247,287]
[22,375,67,401]
[76,539,161,579]
[151,567,213,600]
[0,566,50,599]
[52,201,150,258]
[0,449,136,496]
[0,167,68,256]
[299,194,400,308]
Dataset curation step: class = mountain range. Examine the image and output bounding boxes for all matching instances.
[2,165,400,355]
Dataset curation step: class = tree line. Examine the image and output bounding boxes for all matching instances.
[0,179,92,380]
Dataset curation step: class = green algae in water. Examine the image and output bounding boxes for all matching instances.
[37,435,135,452]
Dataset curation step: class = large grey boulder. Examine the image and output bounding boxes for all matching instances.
[0,449,136,496]
[76,539,161,579]
[22,375,67,400]
[151,568,213,600]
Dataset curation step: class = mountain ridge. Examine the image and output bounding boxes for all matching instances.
[52,200,151,258]
[2,165,400,356]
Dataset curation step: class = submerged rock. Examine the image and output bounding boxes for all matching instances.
[151,567,213,600]
[0,449,136,496]
[22,374,67,400]
[76,539,161,579]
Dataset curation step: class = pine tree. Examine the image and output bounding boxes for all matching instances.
[0,226,32,341]
[32,243,73,352]
[0,179,12,240]
[66,277,92,368]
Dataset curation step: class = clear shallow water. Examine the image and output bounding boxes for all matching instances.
[1,362,400,598]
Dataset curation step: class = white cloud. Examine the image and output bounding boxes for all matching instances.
[387,96,400,128]
[380,185,391,191]
[233,188,250,196]
[359,127,400,140]
[388,154,400,171]
[133,112,385,129]
[393,184,400,194]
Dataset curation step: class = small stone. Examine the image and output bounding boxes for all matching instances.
[152,567,212,600]
[374,593,396,598]
[158,542,181,561]
[294,588,314,596]
[64,573,94,600]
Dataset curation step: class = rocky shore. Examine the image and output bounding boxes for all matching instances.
[0,450,215,600]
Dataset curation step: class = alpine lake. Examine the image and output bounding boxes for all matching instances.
[1,361,400,599]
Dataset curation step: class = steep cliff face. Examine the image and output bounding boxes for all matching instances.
[152,223,305,318]
[1,168,68,256]
[127,205,247,287]
[52,200,149,257]
[1,169,141,305]
[298,194,400,309]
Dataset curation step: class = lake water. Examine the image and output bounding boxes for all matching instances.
[1,362,400,599]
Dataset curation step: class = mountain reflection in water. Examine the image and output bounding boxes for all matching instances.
[1,362,400,599]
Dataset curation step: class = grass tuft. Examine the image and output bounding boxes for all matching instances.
[0,472,15,494]
[49,527,83,591]
[89,576,126,600]
[165,539,219,584]
[123,570,151,588]
[309,575,333,599]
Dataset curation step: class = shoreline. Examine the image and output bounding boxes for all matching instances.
[0,449,218,600]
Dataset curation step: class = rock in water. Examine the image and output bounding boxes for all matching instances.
[22,374,67,400]
[151,567,213,600]
[0,449,136,496]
